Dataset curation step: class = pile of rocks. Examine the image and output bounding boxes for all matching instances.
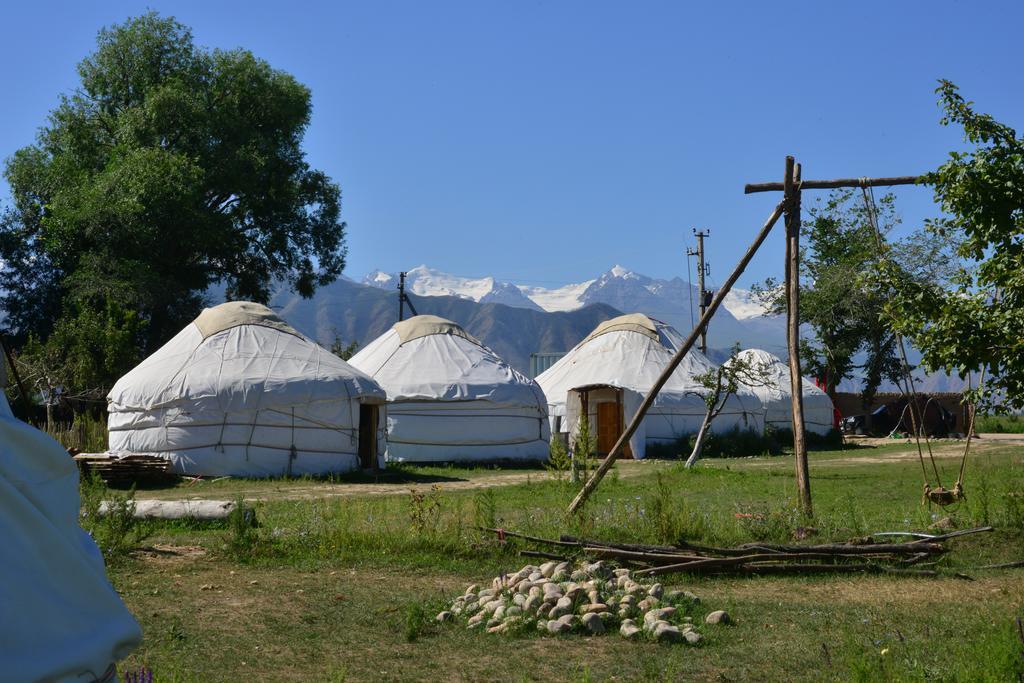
[436,560,730,643]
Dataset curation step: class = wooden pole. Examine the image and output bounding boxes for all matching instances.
[745,175,924,194]
[567,199,787,514]
[784,156,812,517]
[0,335,32,418]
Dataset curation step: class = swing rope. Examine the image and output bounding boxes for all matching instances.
[859,181,970,506]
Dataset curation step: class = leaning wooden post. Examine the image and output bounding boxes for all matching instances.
[784,156,812,517]
[568,199,787,514]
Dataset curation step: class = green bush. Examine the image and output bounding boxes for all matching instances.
[223,496,259,559]
[79,471,149,563]
[644,426,843,460]
[644,427,782,460]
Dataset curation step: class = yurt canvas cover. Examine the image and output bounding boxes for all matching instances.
[536,314,763,458]
[108,302,387,477]
[730,348,836,435]
[1,386,141,681]
[349,315,550,463]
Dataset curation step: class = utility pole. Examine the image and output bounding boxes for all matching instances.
[398,272,406,321]
[687,229,711,354]
[397,272,418,322]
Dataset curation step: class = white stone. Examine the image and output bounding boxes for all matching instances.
[581,612,605,634]
[705,610,730,625]
[436,611,453,622]
[644,607,678,630]
[620,621,642,640]
[653,622,683,643]
[648,583,664,599]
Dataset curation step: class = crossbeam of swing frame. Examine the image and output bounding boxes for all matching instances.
[745,175,925,194]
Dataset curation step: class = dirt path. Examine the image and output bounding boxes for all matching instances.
[135,435,1023,504]
[139,459,669,503]
[727,436,1024,469]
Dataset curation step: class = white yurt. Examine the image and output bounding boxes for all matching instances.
[729,348,836,435]
[348,315,550,463]
[108,301,387,476]
[1,365,141,681]
[536,313,763,459]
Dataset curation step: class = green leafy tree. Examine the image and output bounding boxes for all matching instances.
[330,336,360,361]
[755,190,956,406]
[882,81,1024,410]
[0,13,346,400]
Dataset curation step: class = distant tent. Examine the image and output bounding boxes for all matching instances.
[108,301,387,476]
[1,371,141,680]
[728,348,835,435]
[536,313,763,458]
[349,315,550,463]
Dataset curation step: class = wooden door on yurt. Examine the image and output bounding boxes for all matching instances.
[596,392,633,458]
[358,404,379,470]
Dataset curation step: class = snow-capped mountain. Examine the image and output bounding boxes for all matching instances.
[723,288,772,320]
[362,264,787,353]
[362,265,543,311]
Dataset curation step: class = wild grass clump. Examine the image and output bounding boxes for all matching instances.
[545,434,572,481]
[79,471,150,563]
[223,496,259,559]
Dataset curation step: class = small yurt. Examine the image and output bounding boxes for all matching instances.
[729,348,836,435]
[348,315,550,463]
[1,365,141,680]
[536,313,763,458]
[108,301,387,476]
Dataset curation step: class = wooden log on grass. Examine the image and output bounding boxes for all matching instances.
[100,499,238,521]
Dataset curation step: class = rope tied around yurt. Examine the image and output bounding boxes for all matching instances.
[215,413,228,453]
[286,406,297,478]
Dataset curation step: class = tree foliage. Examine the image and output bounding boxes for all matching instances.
[684,345,773,468]
[0,12,346,400]
[882,81,1024,409]
[755,190,957,405]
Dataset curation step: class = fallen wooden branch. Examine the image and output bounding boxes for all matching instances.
[910,526,993,543]
[976,560,1024,569]
[560,535,683,554]
[476,526,984,579]
[477,527,580,547]
[519,550,570,562]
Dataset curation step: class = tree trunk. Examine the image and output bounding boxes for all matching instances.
[685,409,714,468]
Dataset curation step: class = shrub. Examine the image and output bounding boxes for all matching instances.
[644,426,843,460]
[223,496,259,558]
[79,471,149,563]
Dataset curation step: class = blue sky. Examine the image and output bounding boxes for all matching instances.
[1,1,1021,290]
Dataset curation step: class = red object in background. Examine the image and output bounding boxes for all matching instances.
[815,372,842,429]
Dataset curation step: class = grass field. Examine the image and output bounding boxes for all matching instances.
[96,437,1024,681]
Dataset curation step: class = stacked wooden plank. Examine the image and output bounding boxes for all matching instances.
[74,453,178,488]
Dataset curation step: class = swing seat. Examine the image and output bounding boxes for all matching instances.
[924,482,964,507]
